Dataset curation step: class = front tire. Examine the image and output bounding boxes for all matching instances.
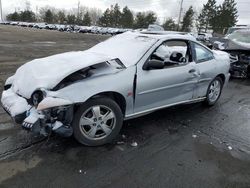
[204,77,223,106]
[72,97,123,146]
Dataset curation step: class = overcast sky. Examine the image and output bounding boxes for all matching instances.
[1,0,249,24]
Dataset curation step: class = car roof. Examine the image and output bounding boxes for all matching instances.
[130,31,197,42]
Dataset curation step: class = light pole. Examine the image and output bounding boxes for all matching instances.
[0,0,3,22]
[177,0,183,31]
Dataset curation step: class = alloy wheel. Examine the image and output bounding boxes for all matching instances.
[79,105,116,140]
[208,79,221,103]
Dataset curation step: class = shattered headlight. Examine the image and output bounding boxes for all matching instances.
[32,90,46,106]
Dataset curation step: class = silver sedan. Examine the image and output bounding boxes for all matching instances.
[1,31,230,146]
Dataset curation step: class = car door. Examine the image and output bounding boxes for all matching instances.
[191,42,218,98]
[134,40,200,113]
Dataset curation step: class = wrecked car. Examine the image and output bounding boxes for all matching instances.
[213,29,250,78]
[1,31,230,146]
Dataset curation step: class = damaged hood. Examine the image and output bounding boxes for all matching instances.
[12,51,112,98]
[10,31,159,98]
[224,40,250,51]
[214,30,250,52]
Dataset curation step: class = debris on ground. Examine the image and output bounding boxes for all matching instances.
[192,134,198,138]
[116,146,125,151]
[117,141,125,145]
[122,134,126,139]
[131,141,138,147]
[79,170,87,174]
[228,146,233,150]
[177,163,184,166]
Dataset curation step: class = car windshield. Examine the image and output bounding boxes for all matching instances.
[89,32,158,67]
[228,30,250,43]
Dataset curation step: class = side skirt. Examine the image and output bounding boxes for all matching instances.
[124,97,206,120]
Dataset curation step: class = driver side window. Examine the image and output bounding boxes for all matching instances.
[150,40,190,68]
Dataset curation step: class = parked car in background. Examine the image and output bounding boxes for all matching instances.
[10,21,18,26]
[197,33,213,42]
[1,31,230,146]
[18,22,29,27]
[222,29,250,78]
[73,25,81,32]
[33,23,47,29]
[0,21,10,25]
[225,25,250,36]
[55,24,64,32]
[3,21,129,36]
[148,24,164,31]
[28,23,35,27]
[45,24,57,30]
[78,26,89,33]
[213,28,250,78]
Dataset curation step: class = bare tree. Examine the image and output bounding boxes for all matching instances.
[88,8,102,25]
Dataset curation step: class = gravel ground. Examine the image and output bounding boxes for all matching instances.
[1,25,250,188]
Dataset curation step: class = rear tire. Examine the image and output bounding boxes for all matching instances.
[204,77,223,106]
[72,97,123,146]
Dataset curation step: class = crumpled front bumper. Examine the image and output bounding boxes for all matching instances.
[1,88,73,137]
[1,88,30,124]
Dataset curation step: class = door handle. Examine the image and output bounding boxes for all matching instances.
[189,69,196,73]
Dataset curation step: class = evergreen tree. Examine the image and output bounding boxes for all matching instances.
[57,11,66,24]
[6,12,20,21]
[19,10,36,22]
[144,12,157,27]
[181,6,194,32]
[111,4,122,27]
[212,0,238,33]
[43,9,54,23]
[120,6,134,28]
[67,14,76,24]
[134,11,157,28]
[7,10,36,22]
[98,8,111,27]
[82,12,91,26]
[134,12,145,28]
[162,18,177,31]
[197,0,217,32]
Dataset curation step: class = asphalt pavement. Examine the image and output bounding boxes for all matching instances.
[1,25,250,188]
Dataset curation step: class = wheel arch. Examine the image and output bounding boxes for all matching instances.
[216,74,226,85]
[84,91,127,116]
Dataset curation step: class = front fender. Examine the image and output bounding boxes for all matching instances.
[46,66,136,115]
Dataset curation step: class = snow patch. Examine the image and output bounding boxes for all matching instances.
[88,31,158,67]
[12,51,112,98]
[10,32,159,98]
[1,89,30,117]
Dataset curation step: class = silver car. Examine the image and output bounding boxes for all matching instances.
[1,31,230,146]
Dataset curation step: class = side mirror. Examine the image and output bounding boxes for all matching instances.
[143,60,165,70]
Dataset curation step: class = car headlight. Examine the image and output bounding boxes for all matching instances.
[4,75,15,90]
[32,90,46,106]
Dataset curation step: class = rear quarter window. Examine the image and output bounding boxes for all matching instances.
[193,43,214,63]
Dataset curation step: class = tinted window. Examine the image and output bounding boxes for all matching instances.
[193,43,214,63]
